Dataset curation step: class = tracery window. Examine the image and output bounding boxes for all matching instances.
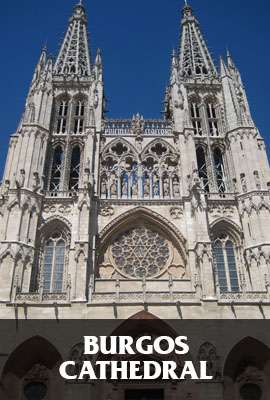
[189,98,221,137]
[190,102,202,136]
[56,100,69,134]
[207,103,219,136]
[73,100,85,134]
[100,140,180,200]
[213,235,239,293]
[111,226,170,278]
[43,233,66,293]
[49,146,64,192]
[196,146,209,192]
[213,147,226,193]
[69,146,81,191]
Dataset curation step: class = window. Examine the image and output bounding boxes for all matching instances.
[49,146,64,192]
[43,234,65,293]
[73,100,85,134]
[207,103,219,136]
[240,384,262,400]
[69,146,81,191]
[24,382,47,400]
[190,102,202,135]
[213,148,226,193]
[111,226,170,279]
[196,147,209,192]
[213,235,239,293]
[56,100,69,134]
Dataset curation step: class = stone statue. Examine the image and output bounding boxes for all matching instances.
[173,177,180,197]
[32,172,41,192]
[101,178,107,197]
[121,177,128,196]
[144,178,150,197]
[110,176,117,197]
[163,177,170,197]
[16,169,25,189]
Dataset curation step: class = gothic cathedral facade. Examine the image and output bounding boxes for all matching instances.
[0,2,270,320]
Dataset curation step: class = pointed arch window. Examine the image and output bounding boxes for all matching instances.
[73,100,85,134]
[213,235,239,293]
[196,147,209,192]
[43,234,66,293]
[207,103,219,136]
[190,102,203,135]
[49,146,64,192]
[69,146,81,191]
[213,148,226,193]
[56,100,69,134]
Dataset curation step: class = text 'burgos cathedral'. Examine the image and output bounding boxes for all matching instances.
[0,1,270,320]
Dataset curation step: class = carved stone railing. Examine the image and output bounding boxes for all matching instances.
[103,119,173,137]
[218,291,270,303]
[104,119,132,136]
[14,292,69,304]
[45,191,77,199]
[206,192,236,201]
[143,120,173,136]
[90,292,199,305]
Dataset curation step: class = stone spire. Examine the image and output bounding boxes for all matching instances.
[54,2,91,77]
[179,2,217,79]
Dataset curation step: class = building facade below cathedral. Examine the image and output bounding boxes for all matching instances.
[0,2,269,321]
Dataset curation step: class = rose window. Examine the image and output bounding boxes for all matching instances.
[111,226,170,278]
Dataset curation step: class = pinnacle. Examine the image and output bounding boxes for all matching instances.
[182,0,193,18]
[54,1,91,76]
[179,3,217,78]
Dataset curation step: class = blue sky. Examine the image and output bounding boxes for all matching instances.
[0,0,269,177]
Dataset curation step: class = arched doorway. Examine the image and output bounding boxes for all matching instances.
[223,337,270,400]
[1,336,63,400]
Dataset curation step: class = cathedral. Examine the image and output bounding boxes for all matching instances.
[0,2,270,399]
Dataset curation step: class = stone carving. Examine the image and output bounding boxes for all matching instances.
[32,172,41,192]
[99,264,115,279]
[209,205,234,218]
[110,226,171,279]
[16,169,25,189]
[100,139,180,200]
[236,365,264,385]
[197,342,221,379]
[132,113,144,139]
[99,205,114,217]
[170,206,183,219]
[24,364,49,382]
[168,264,186,279]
